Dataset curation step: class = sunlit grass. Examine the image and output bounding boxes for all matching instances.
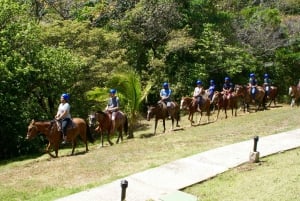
[0,104,299,200]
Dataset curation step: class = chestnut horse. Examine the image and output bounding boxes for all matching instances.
[94,111,128,147]
[26,118,94,157]
[180,96,210,125]
[264,86,278,107]
[288,85,300,107]
[235,85,266,112]
[147,101,180,135]
[211,91,238,120]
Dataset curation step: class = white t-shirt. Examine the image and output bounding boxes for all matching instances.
[57,103,71,119]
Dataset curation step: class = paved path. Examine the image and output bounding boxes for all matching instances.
[56,129,300,201]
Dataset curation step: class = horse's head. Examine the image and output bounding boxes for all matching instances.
[288,86,295,97]
[211,91,221,103]
[26,119,39,140]
[88,114,96,128]
[234,85,245,97]
[180,97,191,110]
[147,106,156,121]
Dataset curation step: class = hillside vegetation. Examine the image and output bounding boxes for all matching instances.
[0,0,300,160]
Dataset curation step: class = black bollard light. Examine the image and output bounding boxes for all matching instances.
[253,136,259,152]
[121,180,128,201]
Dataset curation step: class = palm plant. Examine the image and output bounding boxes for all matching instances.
[86,69,152,138]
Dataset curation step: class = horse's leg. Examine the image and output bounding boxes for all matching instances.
[71,140,77,155]
[162,119,166,133]
[116,128,123,144]
[154,119,158,135]
[215,107,220,121]
[107,131,114,146]
[198,111,202,125]
[171,117,174,131]
[46,142,57,158]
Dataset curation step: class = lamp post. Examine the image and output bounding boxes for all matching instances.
[121,180,128,201]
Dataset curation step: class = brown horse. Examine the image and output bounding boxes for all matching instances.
[26,118,94,157]
[94,111,128,147]
[288,85,300,107]
[180,96,210,125]
[264,86,278,107]
[235,85,266,112]
[147,101,180,135]
[211,91,238,120]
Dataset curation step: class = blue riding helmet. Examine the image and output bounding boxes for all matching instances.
[210,80,214,84]
[225,77,230,81]
[250,73,255,77]
[196,80,202,85]
[110,89,116,94]
[264,73,269,78]
[61,93,70,101]
[163,82,169,87]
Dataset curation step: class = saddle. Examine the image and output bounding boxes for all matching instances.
[55,119,76,132]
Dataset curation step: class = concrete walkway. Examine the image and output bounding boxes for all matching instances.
[56,129,300,201]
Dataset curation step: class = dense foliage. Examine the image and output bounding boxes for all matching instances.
[0,0,299,159]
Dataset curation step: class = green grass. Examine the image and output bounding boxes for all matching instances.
[184,148,300,201]
[0,104,300,200]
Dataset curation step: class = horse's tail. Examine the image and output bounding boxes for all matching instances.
[124,115,129,135]
[86,122,95,143]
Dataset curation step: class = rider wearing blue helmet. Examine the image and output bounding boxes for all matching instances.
[55,93,72,144]
[263,73,271,97]
[222,77,234,99]
[106,89,120,134]
[160,82,172,104]
[193,80,204,111]
[160,82,172,117]
[248,73,258,101]
[208,80,216,100]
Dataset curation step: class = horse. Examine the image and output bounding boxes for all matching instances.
[235,85,266,112]
[211,91,238,120]
[94,111,128,147]
[264,86,278,107]
[180,95,210,126]
[147,101,180,135]
[88,113,98,138]
[288,85,300,107]
[26,118,94,157]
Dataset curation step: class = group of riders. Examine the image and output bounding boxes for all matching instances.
[160,73,272,115]
[55,89,120,144]
[55,73,272,144]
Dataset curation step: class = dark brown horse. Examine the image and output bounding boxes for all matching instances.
[26,118,94,157]
[94,111,128,147]
[235,85,266,112]
[211,91,238,120]
[288,85,300,107]
[264,86,278,107]
[180,96,210,125]
[147,101,180,135]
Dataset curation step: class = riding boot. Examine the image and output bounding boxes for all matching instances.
[197,104,201,112]
[167,108,171,119]
[62,134,67,145]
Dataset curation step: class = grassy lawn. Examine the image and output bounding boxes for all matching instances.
[184,148,300,201]
[0,104,299,200]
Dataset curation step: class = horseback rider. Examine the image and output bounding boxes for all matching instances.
[55,93,71,144]
[263,73,271,98]
[105,89,120,134]
[208,79,216,100]
[193,80,204,112]
[160,82,172,117]
[222,77,234,99]
[248,73,258,101]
